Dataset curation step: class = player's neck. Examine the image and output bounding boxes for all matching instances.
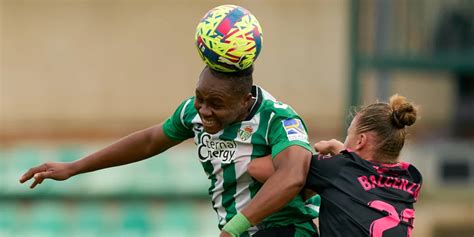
[365,154,400,165]
[247,97,257,113]
[240,97,257,121]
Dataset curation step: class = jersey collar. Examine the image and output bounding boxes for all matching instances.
[244,85,263,121]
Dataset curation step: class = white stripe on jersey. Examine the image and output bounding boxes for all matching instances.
[233,114,261,212]
[306,203,320,213]
[210,156,227,226]
[189,114,228,225]
[204,131,228,226]
[265,112,275,145]
[180,99,193,129]
[234,115,262,235]
[259,87,277,145]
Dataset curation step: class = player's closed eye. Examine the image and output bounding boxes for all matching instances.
[210,103,224,109]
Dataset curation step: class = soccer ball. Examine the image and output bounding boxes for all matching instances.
[195,5,263,72]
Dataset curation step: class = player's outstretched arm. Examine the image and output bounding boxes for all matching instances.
[221,145,311,236]
[19,123,182,189]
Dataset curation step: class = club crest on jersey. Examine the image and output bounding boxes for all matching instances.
[238,126,253,141]
[282,118,308,141]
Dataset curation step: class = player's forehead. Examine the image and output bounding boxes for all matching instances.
[196,68,235,99]
[347,115,359,132]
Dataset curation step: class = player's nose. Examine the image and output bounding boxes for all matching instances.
[199,104,212,117]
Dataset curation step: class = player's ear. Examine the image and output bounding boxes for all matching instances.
[242,92,253,106]
[355,133,367,150]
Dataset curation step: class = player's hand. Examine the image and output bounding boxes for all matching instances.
[219,231,232,237]
[19,162,75,189]
[314,139,345,155]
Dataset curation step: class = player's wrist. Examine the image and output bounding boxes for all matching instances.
[68,160,84,177]
[222,212,251,237]
[328,139,345,154]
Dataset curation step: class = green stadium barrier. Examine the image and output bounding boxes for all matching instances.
[0,144,219,236]
[153,205,192,237]
[15,200,67,237]
[0,144,209,197]
[120,202,150,233]
[0,201,17,232]
[72,201,106,236]
[0,200,220,237]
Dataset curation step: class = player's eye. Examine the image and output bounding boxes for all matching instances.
[210,103,223,109]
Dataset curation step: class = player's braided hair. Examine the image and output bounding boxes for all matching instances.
[355,94,418,162]
[207,65,253,97]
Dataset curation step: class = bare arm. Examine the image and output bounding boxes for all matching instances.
[241,145,312,225]
[314,139,345,155]
[248,139,346,184]
[19,123,183,188]
[247,155,274,183]
[248,154,317,200]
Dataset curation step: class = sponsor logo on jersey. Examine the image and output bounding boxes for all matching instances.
[238,126,253,141]
[282,118,308,142]
[198,134,237,163]
[193,124,204,133]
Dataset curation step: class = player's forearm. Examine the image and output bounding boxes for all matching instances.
[70,131,150,175]
[241,147,312,225]
[68,130,149,175]
[241,167,307,224]
[71,124,178,176]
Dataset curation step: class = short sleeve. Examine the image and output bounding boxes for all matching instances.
[268,115,313,158]
[162,97,196,141]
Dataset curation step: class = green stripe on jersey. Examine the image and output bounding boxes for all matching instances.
[249,111,272,199]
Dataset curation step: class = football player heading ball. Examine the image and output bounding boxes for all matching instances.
[20,5,320,237]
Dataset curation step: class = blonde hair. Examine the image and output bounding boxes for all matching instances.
[355,94,418,162]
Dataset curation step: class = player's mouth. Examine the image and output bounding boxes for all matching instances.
[202,119,214,125]
[201,119,220,133]
[202,118,217,127]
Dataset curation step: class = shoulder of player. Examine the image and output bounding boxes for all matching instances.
[311,152,360,170]
[407,163,423,184]
[313,152,347,162]
[177,96,195,111]
[254,86,296,114]
[257,101,309,132]
[176,96,199,121]
[258,98,299,116]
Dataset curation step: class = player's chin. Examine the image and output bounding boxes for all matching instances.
[203,124,222,134]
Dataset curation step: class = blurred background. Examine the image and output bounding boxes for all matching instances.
[1,0,473,236]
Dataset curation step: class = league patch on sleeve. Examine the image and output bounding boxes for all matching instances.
[282,118,308,141]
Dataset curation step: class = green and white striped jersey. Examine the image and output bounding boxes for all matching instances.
[163,86,319,236]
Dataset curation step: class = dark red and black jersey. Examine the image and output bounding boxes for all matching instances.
[305,150,422,237]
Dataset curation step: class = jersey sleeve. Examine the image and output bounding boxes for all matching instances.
[304,194,321,217]
[305,152,348,193]
[162,97,196,141]
[267,105,313,158]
